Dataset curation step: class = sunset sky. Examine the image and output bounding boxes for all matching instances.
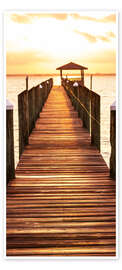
[6,12,116,75]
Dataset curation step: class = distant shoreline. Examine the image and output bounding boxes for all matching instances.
[7,73,116,77]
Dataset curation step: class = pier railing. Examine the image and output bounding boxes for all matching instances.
[110,102,116,179]
[6,100,15,184]
[62,78,116,179]
[62,78,100,151]
[6,78,53,184]
[91,91,100,151]
[18,78,53,158]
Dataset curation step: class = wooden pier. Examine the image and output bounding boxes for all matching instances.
[6,86,116,257]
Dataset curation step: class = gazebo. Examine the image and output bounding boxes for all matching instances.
[56,61,88,86]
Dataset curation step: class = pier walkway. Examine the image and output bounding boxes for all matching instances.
[7,86,116,257]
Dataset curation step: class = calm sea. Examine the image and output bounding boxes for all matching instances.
[6,75,116,168]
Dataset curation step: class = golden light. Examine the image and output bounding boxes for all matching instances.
[6,12,116,75]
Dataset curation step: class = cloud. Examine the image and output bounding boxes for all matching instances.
[74,30,97,43]
[97,36,110,42]
[74,30,115,43]
[71,13,116,23]
[6,50,53,66]
[107,31,116,38]
[10,13,68,24]
[10,13,116,25]
[101,14,116,23]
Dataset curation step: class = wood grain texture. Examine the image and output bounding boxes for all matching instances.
[6,86,116,257]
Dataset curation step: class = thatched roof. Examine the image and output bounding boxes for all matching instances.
[56,62,88,70]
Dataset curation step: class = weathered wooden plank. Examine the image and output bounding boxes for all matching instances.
[6,246,116,256]
[7,238,116,249]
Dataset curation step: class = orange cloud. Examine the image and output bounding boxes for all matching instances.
[107,31,116,38]
[71,13,116,23]
[10,13,68,24]
[10,13,116,24]
[74,30,97,43]
[74,30,111,43]
[101,14,116,23]
[97,36,110,42]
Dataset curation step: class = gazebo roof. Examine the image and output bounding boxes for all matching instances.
[56,62,88,70]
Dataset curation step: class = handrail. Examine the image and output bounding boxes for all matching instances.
[67,87,100,126]
[18,78,53,158]
[62,78,100,151]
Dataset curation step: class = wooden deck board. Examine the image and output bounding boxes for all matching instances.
[6,86,116,257]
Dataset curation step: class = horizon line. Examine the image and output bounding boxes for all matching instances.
[6,73,116,76]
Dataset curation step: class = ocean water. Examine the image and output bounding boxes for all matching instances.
[6,75,116,168]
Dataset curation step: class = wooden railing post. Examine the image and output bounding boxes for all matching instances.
[91,91,100,151]
[63,79,101,152]
[18,89,29,158]
[63,80,91,132]
[6,100,15,184]
[73,82,79,111]
[27,78,53,135]
[26,75,28,91]
[110,101,116,179]
[83,86,90,132]
[46,81,48,100]
[73,85,77,110]
[35,85,41,120]
[39,84,43,112]
[90,75,92,90]
[76,86,80,113]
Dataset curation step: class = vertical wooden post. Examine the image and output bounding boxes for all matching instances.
[28,88,35,134]
[26,76,28,91]
[76,85,79,112]
[81,70,84,86]
[6,100,15,184]
[60,70,62,85]
[90,75,92,90]
[110,101,116,179]
[35,85,40,120]
[60,69,62,79]
[91,92,100,151]
[72,84,76,109]
[79,86,90,132]
[18,78,53,157]
[89,76,92,134]
[25,75,29,131]
[79,86,84,123]
[18,90,29,158]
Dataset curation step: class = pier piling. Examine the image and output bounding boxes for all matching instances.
[6,100,15,184]
[110,101,116,179]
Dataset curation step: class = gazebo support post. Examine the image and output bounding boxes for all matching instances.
[56,62,88,86]
[81,70,84,86]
